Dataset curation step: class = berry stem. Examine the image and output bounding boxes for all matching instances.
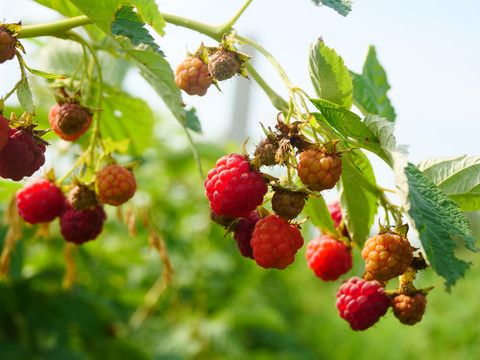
[244,63,288,110]
[160,13,223,42]
[218,0,254,31]
[17,16,92,39]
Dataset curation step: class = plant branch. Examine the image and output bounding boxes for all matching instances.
[218,0,253,30]
[17,16,92,39]
[244,63,288,110]
[160,13,223,42]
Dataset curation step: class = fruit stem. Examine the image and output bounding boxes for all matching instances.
[17,16,92,39]
[244,63,288,110]
[182,124,204,179]
[160,13,223,42]
[218,0,254,30]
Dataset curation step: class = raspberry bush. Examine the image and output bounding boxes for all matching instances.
[0,1,479,357]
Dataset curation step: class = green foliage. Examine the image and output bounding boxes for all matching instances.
[185,108,203,134]
[303,196,337,235]
[417,155,480,212]
[310,0,353,17]
[16,78,35,114]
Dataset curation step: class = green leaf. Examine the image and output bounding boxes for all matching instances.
[350,46,396,122]
[417,155,480,212]
[337,150,378,246]
[309,40,353,109]
[303,196,337,235]
[310,99,378,143]
[185,108,202,134]
[396,163,478,291]
[33,0,82,16]
[102,137,131,154]
[67,0,186,125]
[311,0,353,16]
[17,78,35,114]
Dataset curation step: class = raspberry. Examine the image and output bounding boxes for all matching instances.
[361,232,414,282]
[336,277,391,331]
[16,178,66,224]
[68,184,98,210]
[327,200,350,238]
[305,235,352,281]
[175,56,212,96]
[250,214,304,269]
[96,164,137,206]
[297,148,342,192]
[232,211,260,259]
[0,128,46,181]
[271,190,305,220]
[254,138,278,167]
[0,28,16,64]
[60,202,106,245]
[204,153,268,218]
[392,292,427,325]
[209,208,235,228]
[48,103,92,141]
[208,49,241,81]
[0,114,8,152]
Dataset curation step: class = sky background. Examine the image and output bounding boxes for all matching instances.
[1,0,480,198]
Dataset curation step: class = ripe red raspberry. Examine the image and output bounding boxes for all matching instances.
[60,202,106,245]
[336,277,391,331]
[0,114,9,152]
[208,49,241,81]
[254,137,278,167]
[48,103,92,141]
[96,164,137,206]
[16,178,66,224]
[271,190,305,220]
[0,128,46,181]
[0,28,16,64]
[361,232,414,282]
[233,211,260,259]
[305,235,352,281]
[204,153,268,218]
[175,56,212,96]
[250,214,304,269]
[297,149,342,192]
[392,292,427,325]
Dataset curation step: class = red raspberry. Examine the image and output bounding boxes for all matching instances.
[48,103,92,141]
[392,292,427,325]
[16,178,66,224]
[96,164,137,206]
[250,214,304,269]
[305,235,352,281]
[208,49,241,81]
[204,153,268,218]
[327,200,350,238]
[0,128,46,181]
[233,211,260,259]
[0,114,8,151]
[0,28,16,64]
[297,149,342,191]
[271,190,305,220]
[336,277,391,331]
[60,202,106,245]
[361,232,414,281]
[175,57,212,96]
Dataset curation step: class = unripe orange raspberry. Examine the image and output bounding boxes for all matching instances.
[175,57,212,96]
[392,292,427,325]
[96,164,136,206]
[361,232,414,281]
[297,149,342,192]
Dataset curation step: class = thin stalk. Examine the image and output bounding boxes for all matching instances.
[160,13,223,42]
[17,16,92,39]
[218,0,253,30]
[182,125,204,179]
[244,63,288,110]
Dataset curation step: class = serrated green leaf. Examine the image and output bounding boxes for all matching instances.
[303,196,337,235]
[337,150,378,246]
[350,46,396,122]
[396,163,478,291]
[34,0,82,16]
[310,99,377,142]
[417,155,480,212]
[17,78,35,114]
[309,41,353,109]
[311,0,353,16]
[185,108,202,134]
[67,0,185,124]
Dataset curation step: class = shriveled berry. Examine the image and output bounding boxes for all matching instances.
[233,211,260,259]
[209,208,235,228]
[204,153,268,218]
[250,214,304,269]
[0,114,8,152]
[305,235,352,281]
[254,138,278,167]
[392,292,427,325]
[175,56,212,96]
[361,232,414,281]
[0,28,16,64]
[271,190,305,220]
[336,277,391,331]
[68,184,98,210]
[208,49,240,81]
[96,164,136,206]
[60,202,106,245]
[0,128,46,181]
[16,178,66,224]
[297,149,342,192]
[49,103,92,141]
